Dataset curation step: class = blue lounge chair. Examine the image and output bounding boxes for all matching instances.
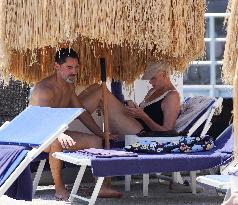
[0,106,84,200]
[197,125,235,203]
[53,124,233,205]
[125,96,223,196]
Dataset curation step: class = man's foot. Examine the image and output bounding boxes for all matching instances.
[98,184,123,198]
[55,188,69,201]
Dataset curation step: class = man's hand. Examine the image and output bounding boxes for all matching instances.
[58,133,76,149]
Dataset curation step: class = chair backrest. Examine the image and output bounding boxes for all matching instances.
[214,124,233,153]
[175,96,218,134]
[0,106,84,147]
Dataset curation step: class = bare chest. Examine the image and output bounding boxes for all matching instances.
[52,90,72,108]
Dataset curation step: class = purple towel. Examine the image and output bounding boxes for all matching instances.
[5,165,32,201]
[0,145,25,178]
[79,148,138,158]
[0,145,32,201]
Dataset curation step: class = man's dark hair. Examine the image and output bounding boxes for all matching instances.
[55,48,79,65]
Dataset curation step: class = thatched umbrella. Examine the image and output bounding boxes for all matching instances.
[0,0,205,85]
[222,0,238,159]
[0,0,206,147]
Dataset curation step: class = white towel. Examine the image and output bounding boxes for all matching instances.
[175,96,216,133]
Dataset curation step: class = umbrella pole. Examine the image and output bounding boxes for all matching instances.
[100,58,110,149]
[100,58,111,185]
[102,83,110,149]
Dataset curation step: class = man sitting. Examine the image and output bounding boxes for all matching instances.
[30,48,123,200]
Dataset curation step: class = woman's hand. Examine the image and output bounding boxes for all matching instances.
[126,104,147,119]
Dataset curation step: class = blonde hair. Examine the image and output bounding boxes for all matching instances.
[142,61,172,80]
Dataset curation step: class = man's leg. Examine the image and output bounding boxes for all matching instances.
[45,131,102,200]
[45,131,122,199]
[65,131,123,198]
[78,84,143,135]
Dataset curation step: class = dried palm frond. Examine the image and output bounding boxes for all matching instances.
[1,0,205,85]
[222,0,238,84]
[0,0,9,82]
[223,0,238,159]
[234,60,238,159]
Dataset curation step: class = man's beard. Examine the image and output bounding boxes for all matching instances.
[65,76,76,84]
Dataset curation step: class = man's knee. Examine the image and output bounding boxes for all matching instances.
[49,139,63,152]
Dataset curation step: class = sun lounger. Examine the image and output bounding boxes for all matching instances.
[197,173,233,203]
[197,127,236,203]
[125,96,223,196]
[53,123,232,205]
[0,106,84,200]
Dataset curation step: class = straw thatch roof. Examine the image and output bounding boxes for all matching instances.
[222,0,238,85]
[0,0,205,85]
[222,0,238,159]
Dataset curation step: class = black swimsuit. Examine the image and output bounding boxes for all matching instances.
[136,99,164,132]
[137,90,176,132]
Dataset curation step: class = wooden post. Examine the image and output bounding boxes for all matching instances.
[100,58,111,185]
[233,59,238,160]
[100,58,110,149]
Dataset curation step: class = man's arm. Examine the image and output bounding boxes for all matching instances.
[30,85,76,148]
[70,91,104,138]
[29,85,54,107]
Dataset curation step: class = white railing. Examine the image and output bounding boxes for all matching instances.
[185,13,232,98]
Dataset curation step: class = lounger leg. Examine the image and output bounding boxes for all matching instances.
[32,159,46,197]
[172,172,184,184]
[125,175,131,191]
[223,188,231,202]
[143,174,149,197]
[156,173,161,183]
[190,171,197,194]
[223,189,231,202]
[69,165,87,202]
[88,177,104,205]
[69,165,104,205]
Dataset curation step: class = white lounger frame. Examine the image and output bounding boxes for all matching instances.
[196,161,237,203]
[0,107,84,198]
[197,175,231,203]
[53,152,103,205]
[124,97,223,196]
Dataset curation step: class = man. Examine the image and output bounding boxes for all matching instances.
[30,48,122,200]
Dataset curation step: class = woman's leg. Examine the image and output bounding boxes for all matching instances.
[78,84,143,135]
